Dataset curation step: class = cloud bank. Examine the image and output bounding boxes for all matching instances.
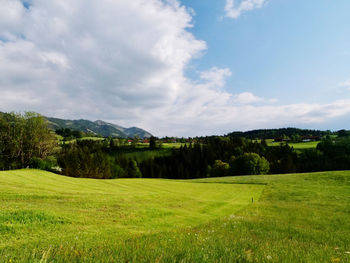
[0,0,349,136]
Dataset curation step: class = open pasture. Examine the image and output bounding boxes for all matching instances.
[0,170,349,262]
[268,140,319,149]
[288,141,320,149]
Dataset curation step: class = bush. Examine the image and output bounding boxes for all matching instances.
[29,156,58,171]
[111,164,128,178]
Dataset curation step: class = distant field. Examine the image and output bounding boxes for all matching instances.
[268,140,319,149]
[288,141,319,149]
[78,137,105,141]
[0,170,349,262]
[161,143,187,148]
[137,142,186,149]
[59,137,105,144]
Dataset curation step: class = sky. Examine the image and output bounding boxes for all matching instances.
[0,0,350,137]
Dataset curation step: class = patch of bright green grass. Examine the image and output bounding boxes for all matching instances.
[268,140,319,149]
[161,143,187,149]
[137,143,186,149]
[288,141,319,149]
[60,137,105,144]
[78,137,105,141]
[0,170,349,262]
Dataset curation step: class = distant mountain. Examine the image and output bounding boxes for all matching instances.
[46,117,153,138]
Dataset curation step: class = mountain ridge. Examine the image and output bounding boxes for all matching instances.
[46,117,153,138]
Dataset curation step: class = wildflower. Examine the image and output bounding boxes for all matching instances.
[345,251,350,254]
[266,255,272,260]
[331,258,341,263]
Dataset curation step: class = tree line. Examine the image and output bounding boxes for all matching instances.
[1,112,350,179]
[228,128,332,140]
[56,135,350,179]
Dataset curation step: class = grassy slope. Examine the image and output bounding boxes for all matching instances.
[0,170,349,262]
[0,170,262,262]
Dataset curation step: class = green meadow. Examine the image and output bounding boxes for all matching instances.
[288,141,320,149]
[268,140,319,149]
[0,169,349,262]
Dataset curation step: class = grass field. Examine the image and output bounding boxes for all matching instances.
[161,143,187,149]
[137,143,186,149]
[288,141,319,149]
[0,170,349,262]
[268,140,319,149]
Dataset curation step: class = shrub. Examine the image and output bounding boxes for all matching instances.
[29,156,58,171]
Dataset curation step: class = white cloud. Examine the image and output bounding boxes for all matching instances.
[200,67,232,89]
[338,80,350,89]
[233,92,264,104]
[0,0,206,122]
[225,0,267,19]
[0,0,26,38]
[0,0,349,137]
[231,92,278,104]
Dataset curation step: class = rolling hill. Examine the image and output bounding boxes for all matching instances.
[0,169,348,262]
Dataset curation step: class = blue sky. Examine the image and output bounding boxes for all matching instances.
[184,0,350,105]
[0,0,350,136]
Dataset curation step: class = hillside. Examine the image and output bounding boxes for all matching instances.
[46,117,153,138]
[0,169,349,262]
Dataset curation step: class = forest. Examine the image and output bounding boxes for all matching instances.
[228,128,332,140]
[1,112,350,179]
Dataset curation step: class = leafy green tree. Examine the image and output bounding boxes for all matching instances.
[58,141,111,179]
[234,153,270,175]
[128,160,142,178]
[211,160,230,177]
[112,164,127,178]
[0,112,57,169]
[24,112,57,162]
